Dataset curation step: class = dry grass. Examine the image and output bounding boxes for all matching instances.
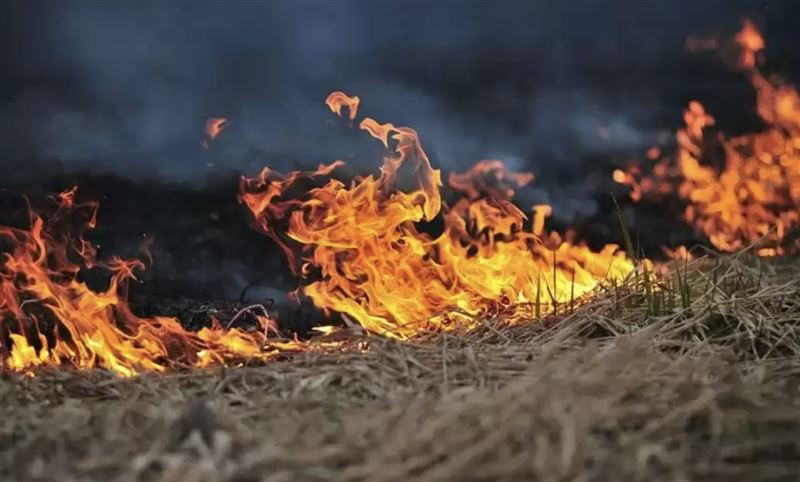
[3,254,800,481]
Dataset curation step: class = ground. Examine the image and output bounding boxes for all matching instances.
[2,255,800,481]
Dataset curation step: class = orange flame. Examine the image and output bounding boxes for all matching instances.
[241,92,635,338]
[0,189,333,376]
[448,159,535,201]
[325,91,360,121]
[615,21,800,255]
[735,19,765,69]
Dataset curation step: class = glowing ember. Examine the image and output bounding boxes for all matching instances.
[241,92,635,339]
[202,117,230,148]
[614,20,800,256]
[0,189,328,376]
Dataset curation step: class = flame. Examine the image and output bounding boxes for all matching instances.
[325,91,360,121]
[202,117,230,148]
[735,19,764,69]
[615,21,800,255]
[241,92,635,339]
[0,189,328,376]
[448,159,535,201]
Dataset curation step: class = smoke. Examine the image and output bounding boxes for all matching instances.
[1,0,798,193]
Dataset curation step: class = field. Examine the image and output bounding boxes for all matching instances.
[4,254,800,481]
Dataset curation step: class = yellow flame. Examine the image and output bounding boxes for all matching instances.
[241,92,635,339]
[0,190,320,376]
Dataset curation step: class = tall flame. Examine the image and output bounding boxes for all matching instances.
[0,189,294,376]
[241,92,634,338]
[615,21,800,256]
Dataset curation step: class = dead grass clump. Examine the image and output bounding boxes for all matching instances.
[2,254,800,481]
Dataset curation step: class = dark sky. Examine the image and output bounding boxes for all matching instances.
[1,0,798,193]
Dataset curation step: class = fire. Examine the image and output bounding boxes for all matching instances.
[202,117,230,148]
[325,91,360,121]
[615,21,800,255]
[735,19,765,69]
[0,189,325,376]
[241,92,635,339]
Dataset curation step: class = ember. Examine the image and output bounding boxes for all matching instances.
[201,117,230,149]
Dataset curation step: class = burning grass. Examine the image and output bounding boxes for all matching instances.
[3,17,800,481]
[4,253,800,481]
[2,91,637,374]
[4,21,797,376]
[614,20,800,257]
